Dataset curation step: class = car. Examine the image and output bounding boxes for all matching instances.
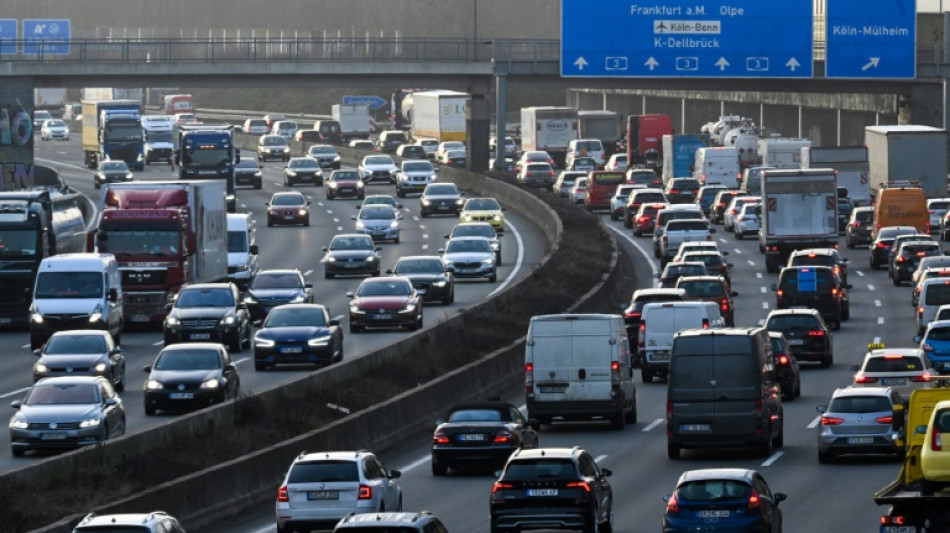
[312,119,344,146]
[662,469,786,533]
[887,233,937,270]
[917,319,950,374]
[435,141,466,163]
[787,248,851,286]
[258,134,291,162]
[764,309,834,367]
[93,160,134,189]
[734,202,761,239]
[294,129,321,144]
[388,255,455,305]
[32,110,53,128]
[694,184,727,216]
[322,234,382,279]
[264,113,287,129]
[395,159,438,197]
[664,177,701,204]
[173,113,198,125]
[73,511,186,532]
[143,342,240,415]
[655,261,707,289]
[352,204,403,243]
[241,118,269,135]
[609,184,640,221]
[490,447,613,533]
[837,198,855,234]
[439,237,497,282]
[567,156,597,172]
[447,222,502,264]
[891,240,945,286]
[517,162,555,186]
[816,386,904,463]
[604,153,628,171]
[913,267,950,307]
[490,155,516,172]
[459,197,506,232]
[675,275,738,326]
[40,119,69,141]
[626,167,663,188]
[633,202,670,237]
[624,187,668,228]
[569,177,588,204]
[271,120,299,140]
[377,130,409,153]
[723,196,761,232]
[347,276,423,333]
[348,139,376,151]
[359,194,402,211]
[490,135,518,157]
[442,149,467,169]
[710,189,747,224]
[553,171,586,197]
[515,150,554,171]
[852,344,935,397]
[283,157,323,186]
[622,288,688,362]
[253,304,344,370]
[325,169,366,200]
[420,183,464,217]
[163,282,252,351]
[772,265,850,328]
[9,376,126,457]
[266,191,310,227]
[846,205,875,248]
[333,511,447,532]
[234,159,263,189]
[671,240,724,263]
[395,144,428,160]
[276,450,403,532]
[870,226,921,269]
[431,401,539,475]
[768,331,801,400]
[243,269,314,322]
[32,330,126,390]
[415,137,440,158]
[306,144,342,169]
[678,251,733,286]
[929,198,950,234]
[913,256,950,286]
[652,205,708,258]
[358,154,399,184]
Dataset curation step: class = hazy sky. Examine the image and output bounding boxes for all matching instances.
[922,0,949,11]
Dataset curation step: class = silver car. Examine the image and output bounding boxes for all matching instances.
[352,204,403,243]
[9,375,126,457]
[816,386,903,463]
[447,222,502,264]
[395,160,437,197]
[32,330,126,391]
[439,236,497,282]
[358,155,399,184]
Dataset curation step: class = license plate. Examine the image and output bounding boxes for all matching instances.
[882,527,916,533]
[681,424,711,432]
[0,317,11,324]
[438,205,449,210]
[40,433,67,440]
[343,263,359,268]
[882,378,907,386]
[169,393,194,399]
[189,333,211,340]
[458,433,486,441]
[650,351,670,361]
[788,339,804,345]
[527,489,558,497]
[307,490,339,500]
[131,315,150,323]
[281,347,303,354]
[372,314,392,320]
[697,510,730,518]
[848,437,875,444]
[539,386,566,393]
[416,289,427,295]
[284,216,295,220]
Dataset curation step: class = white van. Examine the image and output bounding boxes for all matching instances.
[525,314,637,429]
[638,301,724,382]
[227,213,259,288]
[271,120,299,140]
[692,147,740,188]
[29,253,123,349]
[566,139,606,168]
[917,279,950,335]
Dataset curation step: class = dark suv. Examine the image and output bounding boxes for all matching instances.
[764,309,834,368]
[772,266,850,329]
[163,283,252,351]
[869,226,919,269]
[890,240,944,286]
[490,447,613,533]
[786,248,850,286]
[768,331,801,400]
[675,275,738,327]
[710,190,747,224]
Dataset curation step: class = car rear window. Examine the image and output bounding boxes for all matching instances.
[632,294,684,311]
[671,179,700,189]
[634,192,666,203]
[766,315,820,330]
[289,460,359,483]
[864,356,923,373]
[678,280,725,298]
[929,327,950,341]
[659,211,703,224]
[667,220,708,231]
[676,480,751,501]
[925,284,950,306]
[904,244,940,255]
[936,410,950,432]
[664,265,706,278]
[829,396,893,413]
[674,335,754,357]
[504,459,577,480]
[778,268,833,294]
[448,408,505,422]
[789,255,835,268]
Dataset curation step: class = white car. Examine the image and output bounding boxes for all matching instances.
[241,118,269,135]
[358,154,399,184]
[40,119,69,141]
[734,202,761,239]
[415,138,439,158]
[515,150,554,171]
[852,345,935,397]
[490,136,517,157]
[271,120,299,140]
[610,184,641,221]
[604,153,628,171]
[723,196,761,232]
[436,141,466,163]
[570,177,588,204]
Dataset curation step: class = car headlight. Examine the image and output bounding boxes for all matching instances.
[235,264,249,272]
[254,336,275,348]
[298,209,308,216]
[493,214,502,221]
[287,171,298,177]
[146,380,164,390]
[350,303,364,314]
[308,335,332,347]
[290,294,307,303]
[490,242,500,250]
[200,379,220,390]
[9,419,28,430]
[220,316,236,325]
[366,255,376,262]
[432,281,447,287]
[254,171,262,178]
[399,303,417,314]
[165,317,180,326]
[328,181,338,188]
[482,257,494,265]
[389,221,399,228]
[443,260,455,268]
[94,362,108,373]
[356,221,366,230]
[79,417,101,429]
[456,199,464,205]
[125,173,134,180]
[333,155,341,162]
[34,363,48,374]
[89,313,102,323]
[326,256,337,263]
[282,147,290,153]
[243,294,258,304]
[462,214,472,221]
[356,181,365,188]
[421,198,431,205]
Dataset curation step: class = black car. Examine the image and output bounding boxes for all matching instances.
[664,178,701,204]
[234,159,263,189]
[94,160,133,190]
[431,401,539,475]
[388,255,455,305]
[306,144,342,169]
[886,234,936,273]
[443,149,466,169]
[869,226,919,269]
[32,330,126,391]
[446,222,502,264]
[891,240,944,285]
[325,169,365,200]
[764,309,834,368]
[846,206,874,248]
[322,234,382,279]
[243,269,313,321]
[143,343,240,415]
[710,190,747,224]
[163,283,252,352]
[772,266,850,329]
[786,248,850,286]
[768,331,801,400]
[490,447,613,533]
[252,304,344,371]
[420,183,465,217]
[283,157,323,186]
[655,261,708,289]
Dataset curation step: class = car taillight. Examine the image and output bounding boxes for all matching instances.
[637,216,649,224]
[639,322,646,348]
[611,360,621,386]
[702,318,710,329]
[808,330,825,336]
[625,310,641,320]
[831,288,839,296]
[718,201,726,207]
[433,429,450,444]
[877,242,890,248]
[748,489,761,511]
[730,209,737,215]
[493,428,513,443]
[910,374,932,383]
[854,374,879,384]
[778,355,790,365]
[934,424,944,451]
[896,256,905,263]
[491,481,513,502]
[919,306,925,317]
[277,486,289,502]
[566,480,592,502]
[850,221,862,228]
[776,289,784,298]
[669,189,679,194]
[525,362,534,393]
[822,416,845,425]
[358,485,372,499]
[883,516,909,527]
[666,492,680,513]
[877,416,894,424]
[720,298,729,311]
[918,251,928,257]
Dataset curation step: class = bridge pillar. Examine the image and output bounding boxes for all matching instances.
[492,74,508,171]
[0,77,35,190]
[467,91,490,173]
[901,82,944,127]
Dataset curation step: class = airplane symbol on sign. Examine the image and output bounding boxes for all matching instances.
[655,21,667,32]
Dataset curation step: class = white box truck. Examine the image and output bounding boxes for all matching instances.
[801,146,871,206]
[578,110,623,155]
[521,106,580,168]
[757,137,812,168]
[332,104,375,141]
[760,168,839,273]
[408,90,469,143]
[866,125,948,198]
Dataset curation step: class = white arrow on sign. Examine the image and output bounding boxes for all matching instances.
[715,57,730,71]
[861,57,881,71]
[644,57,660,71]
[574,56,589,70]
[785,57,801,71]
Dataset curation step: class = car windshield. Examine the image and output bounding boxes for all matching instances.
[155,349,222,370]
[676,480,751,501]
[310,146,336,155]
[357,281,412,296]
[34,272,103,299]
[263,136,286,146]
[663,265,706,278]
[290,159,318,169]
[289,461,358,483]
[453,225,494,238]
[829,395,893,413]
[504,459,576,480]
[44,335,107,355]
[767,315,820,330]
[96,229,179,255]
[251,273,302,289]
[404,162,432,171]
[330,237,373,251]
[175,289,233,308]
[227,231,247,253]
[100,161,128,172]
[363,197,396,207]
[263,307,326,327]
[447,239,490,254]
[426,185,458,196]
[271,194,305,206]
[45,120,66,128]
[236,160,259,170]
[927,327,950,341]
[683,254,724,267]
[365,156,394,166]
[678,280,725,298]
[332,172,359,182]
[446,150,466,158]
[395,259,444,274]
[466,199,500,211]
[864,356,923,372]
[447,408,505,422]
[25,383,98,405]
[360,206,396,220]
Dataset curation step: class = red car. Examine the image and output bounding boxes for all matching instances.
[346,277,423,333]
[634,202,670,237]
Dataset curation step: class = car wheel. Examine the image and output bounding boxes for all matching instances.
[304,218,310,227]
[496,252,502,265]
[772,425,784,448]
[334,343,344,363]
[795,376,802,397]
[641,368,655,383]
[583,512,600,533]
[846,238,854,249]
[443,291,454,305]
[634,229,642,237]
[229,333,242,353]
[254,180,262,190]
[94,181,100,190]
[145,404,156,416]
[267,218,273,227]
[610,411,625,430]
[758,431,773,457]
[254,362,267,371]
[818,450,834,464]
[610,211,618,221]
[11,447,25,457]
[488,272,497,283]
[624,399,637,424]
[114,370,125,392]
[667,442,680,460]
[736,232,743,240]
[821,351,833,368]
[623,216,632,229]
[350,324,363,333]
[431,459,448,476]
[325,271,334,279]
[420,210,428,218]
[393,235,400,244]
[782,384,793,401]
[893,275,901,287]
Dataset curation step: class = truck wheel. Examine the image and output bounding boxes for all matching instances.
[758,432,773,457]
[641,368,655,383]
[610,411,625,430]
[624,399,638,424]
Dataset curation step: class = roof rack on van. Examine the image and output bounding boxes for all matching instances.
[880,180,921,190]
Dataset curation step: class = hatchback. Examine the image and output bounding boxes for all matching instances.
[143,343,240,415]
[32,330,125,390]
[325,169,366,200]
[610,184,640,221]
[346,277,423,332]
[916,320,950,374]
[723,196,761,233]
[664,178,701,204]
[869,226,923,269]
[352,205,403,243]
[517,163,555,186]
[633,202,670,237]
[322,234,382,279]
[772,266,849,328]
[333,511,446,532]
[764,309,834,367]
[283,157,323,186]
[816,387,903,463]
[266,192,310,227]
[845,206,875,248]
[662,468,786,533]
[694,185,727,216]
[553,171,586,198]
[734,203,761,239]
[675,275,738,327]
[656,262,707,289]
[913,267,950,307]
[420,183,464,217]
[786,248,850,286]
[891,241,945,285]
[678,251,733,286]
[73,511,185,533]
[258,134,291,162]
[253,304,344,370]
[852,344,935,397]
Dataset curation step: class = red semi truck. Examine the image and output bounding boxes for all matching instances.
[626,114,673,168]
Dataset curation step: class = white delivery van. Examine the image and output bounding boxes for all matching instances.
[29,253,123,349]
[917,279,950,335]
[227,213,259,288]
[525,314,637,429]
[638,301,724,383]
[692,147,741,187]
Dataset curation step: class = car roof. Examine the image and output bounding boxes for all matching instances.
[633,288,687,299]
[767,308,822,318]
[678,468,756,484]
[447,401,517,412]
[296,450,372,463]
[34,375,105,386]
[396,255,443,263]
[831,386,894,398]
[159,342,225,352]
[677,275,727,284]
[790,248,837,257]
[182,282,233,291]
[76,512,174,527]
[267,303,326,312]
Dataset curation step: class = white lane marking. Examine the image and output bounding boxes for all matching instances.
[0,387,30,399]
[326,209,333,214]
[874,336,882,344]
[761,451,784,467]
[333,218,339,223]
[399,454,432,473]
[304,270,313,277]
[413,216,420,221]
[422,244,428,250]
[719,238,727,243]
[874,300,882,307]
[317,202,325,207]
[878,317,885,325]
[868,284,876,291]
[240,203,247,209]
[20,344,29,349]
[857,270,866,277]
[756,273,763,279]
[488,221,525,297]
[642,418,663,432]
[419,225,426,230]
[152,340,164,346]
[233,357,250,365]
[34,157,94,173]
[733,249,742,255]
[760,286,767,293]
[595,454,608,463]
[422,234,428,240]
[305,195,313,201]
[248,526,272,533]
[807,416,821,429]
[761,302,769,309]
[747,260,755,266]
[606,225,658,277]
[337,226,343,231]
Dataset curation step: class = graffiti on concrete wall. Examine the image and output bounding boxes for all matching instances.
[0,101,34,190]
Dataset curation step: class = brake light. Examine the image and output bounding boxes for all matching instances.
[918,251,927,257]
[639,322,646,348]
[877,242,890,248]
[896,256,905,263]
[669,189,679,194]
[637,215,649,224]
[883,516,908,526]
[808,330,825,336]
[776,289,784,298]
[730,209,738,215]
[566,481,591,492]
[494,428,513,443]
[525,362,534,393]
[718,201,726,207]
[934,424,943,451]
[822,416,845,425]
[491,481,513,502]
[666,492,680,513]
[358,485,372,499]
[850,221,862,228]
[748,489,761,511]
[702,318,710,329]
[910,374,932,383]
[720,298,729,311]
[919,306,925,317]
[854,375,879,384]
[778,355,790,365]
[433,429,450,444]
[831,288,839,296]
[611,360,621,385]
[277,486,289,502]
[877,416,894,424]
[625,310,642,320]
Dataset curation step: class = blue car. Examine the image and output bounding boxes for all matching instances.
[663,468,786,533]
[252,304,344,371]
[917,319,950,374]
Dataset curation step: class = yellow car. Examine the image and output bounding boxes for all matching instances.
[459,197,506,232]
[921,399,950,491]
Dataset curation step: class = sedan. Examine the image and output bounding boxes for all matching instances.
[325,169,365,200]
[420,183,464,217]
[388,255,455,305]
[234,159,263,189]
[347,277,423,333]
[431,401,539,475]
[9,376,126,457]
[604,153,628,171]
[816,387,903,463]
[283,157,323,186]
[352,204,403,243]
[358,154,399,184]
[243,269,314,322]
[257,134,291,162]
[40,119,69,141]
[32,330,126,391]
[517,162,555,187]
[852,344,935,397]
[443,149,467,169]
[253,304,344,370]
[633,202,669,237]
[94,160,134,189]
[306,144,342,169]
[266,192,310,227]
[446,222,502,264]
[663,469,786,533]
[460,197,506,232]
[143,343,240,415]
[439,237,497,282]
[322,234,382,279]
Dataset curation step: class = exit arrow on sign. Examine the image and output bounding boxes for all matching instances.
[342,95,387,109]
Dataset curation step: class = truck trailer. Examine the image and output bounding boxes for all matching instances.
[626,114,673,168]
[866,125,949,198]
[81,99,144,170]
[578,110,623,156]
[521,106,579,168]
[801,145,871,206]
[661,134,708,184]
[332,104,375,142]
[408,90,469,143]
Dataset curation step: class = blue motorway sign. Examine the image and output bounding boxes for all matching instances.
[342,95,387,110]
[22,19,70,55]
[561,0,813,78]
[0,20,15,56]
[825,0,916,79]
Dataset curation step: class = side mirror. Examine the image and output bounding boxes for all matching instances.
[238,303,248,310]
[396,204,404,209]
[304,282,313,289]
[375,246,382,252]
[108,288,118,302]
[249,244,259,255]
[770,283,778,291]
[321,247,329,252]
[252,320,262,327]
[653,273,660,279]
[226,364,236,372]
[351,215,357,220]
[816,405,827,414]
[916,424,929,435]
[528,418,541,431]
[388,470,402,479]
[345,292,355,299]
[721,250,729,255]
[443,234,450,239]
[386,269,394,274]
[600,468,613,477]
[32,349,41,356]
[329,318,341,326]
[842,258,850,263]
[914,335,922,343]
[105,397,118,406]
[730,291,738,297]
[846,284,853,290]
[143,365,152,373]
[727,263,734,268]
[397,216,404,221]
[438,249,445,255]
[774,493,787,504]
[11,400,22,409]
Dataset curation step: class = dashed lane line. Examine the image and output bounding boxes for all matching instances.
[761,451,784,467]
[642,419,663,432]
